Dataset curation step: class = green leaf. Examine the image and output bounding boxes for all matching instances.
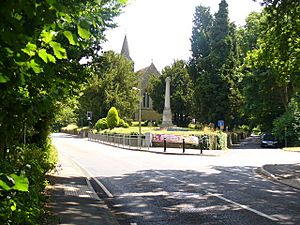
[10,199,17,211]
[10,174,29,192]
[77,21,90,39]
[22,42,37,57]
[41,30,56,44]
[119,0,127,4]
[29,59,43,73]
[38,49,48,63]
[48,54,56,63]
[0,174,15,191]
[63,31,76,45]
[38,49,56,63]
[0,74,10,83]
[49,41,67,59]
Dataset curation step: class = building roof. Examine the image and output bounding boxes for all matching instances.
[137,62,160,91]
[120,35,132,62]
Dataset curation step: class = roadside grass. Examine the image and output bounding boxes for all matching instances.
[97,126,218,135]
[283,147,300,152]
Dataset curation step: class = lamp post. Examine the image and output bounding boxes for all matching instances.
[133,87,142,135]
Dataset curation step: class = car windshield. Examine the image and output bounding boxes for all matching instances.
[262,134,276,141]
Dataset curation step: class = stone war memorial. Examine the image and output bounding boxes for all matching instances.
[161,77,173,127]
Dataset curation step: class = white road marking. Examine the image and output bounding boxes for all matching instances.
[153,170,279,222]
[207,192,279,221]
[130,223,137,225]
[62,152,114,198]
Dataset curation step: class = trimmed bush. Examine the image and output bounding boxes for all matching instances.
[61,124,79,135]
[95,118,108,131]
[107,107,120,129]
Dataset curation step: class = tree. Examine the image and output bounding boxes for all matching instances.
[242,1,300,131]
[107,107,120,129]
[190,0,240,127]
[149,60,193,127]
[0,0,126,223]
[273,96,300,147]
[52,98,79,130]
[190,5,213,60]
[189,5,213,82]
[77,51,139,125]
[0,0,126,152]
[237,12,264,59]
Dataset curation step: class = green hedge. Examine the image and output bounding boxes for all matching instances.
[0,141,58,224]
[195,132,228,150]
[226,131,249,148]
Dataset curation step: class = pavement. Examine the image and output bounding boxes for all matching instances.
[257,163,300,190]
[45,152,120,225]
[46,140,300,225]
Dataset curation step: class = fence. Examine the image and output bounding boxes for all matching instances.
[88,133,150,150]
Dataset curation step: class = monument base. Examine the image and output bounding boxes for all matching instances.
[161,108,173,127]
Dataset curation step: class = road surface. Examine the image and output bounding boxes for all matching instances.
[52,133,300,225]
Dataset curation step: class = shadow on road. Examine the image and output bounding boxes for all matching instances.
[45,175,117,225]
[94,166,300,225]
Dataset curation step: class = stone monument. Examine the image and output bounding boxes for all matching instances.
[162,77,173,127]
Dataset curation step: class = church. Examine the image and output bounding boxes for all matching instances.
[120,35,162,122]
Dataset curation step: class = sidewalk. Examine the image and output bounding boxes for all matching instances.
[257,163,300,190]
[46,152,119,225]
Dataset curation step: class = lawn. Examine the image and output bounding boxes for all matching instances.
[97,126,218,135]
[283,147,300,152]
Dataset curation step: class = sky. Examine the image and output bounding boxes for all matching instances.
[102,0,262,72]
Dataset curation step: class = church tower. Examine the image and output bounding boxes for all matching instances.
[120,34,162,121]
[121,35,134,70]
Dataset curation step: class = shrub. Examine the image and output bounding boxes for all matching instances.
[106,107,120,129]
[95,118,108,131]
[195,132,227,150]
[118,119,129,128]
[123,122,130,128]
[217,131,228,150]
[118,118,125,127]
[0,141,58,224]
[273,97,300,147]
[125,118,133,126]
[61,124,79,135]
[142,120,149,126]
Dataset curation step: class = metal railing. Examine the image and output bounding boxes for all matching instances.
[88,133,149,150]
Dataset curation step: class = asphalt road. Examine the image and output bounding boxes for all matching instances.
[52,133,300,225]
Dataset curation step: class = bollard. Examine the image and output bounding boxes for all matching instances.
[164,138,167,152]
[200,140,203,154]
[183,138,185,153]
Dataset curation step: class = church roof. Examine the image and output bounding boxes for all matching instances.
[121,35,132,61]
[137,62,160,91]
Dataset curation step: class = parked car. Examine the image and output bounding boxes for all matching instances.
[260,133,279,148]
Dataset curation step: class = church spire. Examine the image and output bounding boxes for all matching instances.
[121,35,132,61]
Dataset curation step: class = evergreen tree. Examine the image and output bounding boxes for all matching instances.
[107,107,120,129]
[190,0,240,127]
[189,5,213,82]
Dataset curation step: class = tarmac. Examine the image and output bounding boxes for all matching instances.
[46,142,300,225]
[46,152,120,225]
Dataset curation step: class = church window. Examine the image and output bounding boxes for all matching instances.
[143,92,150,108]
